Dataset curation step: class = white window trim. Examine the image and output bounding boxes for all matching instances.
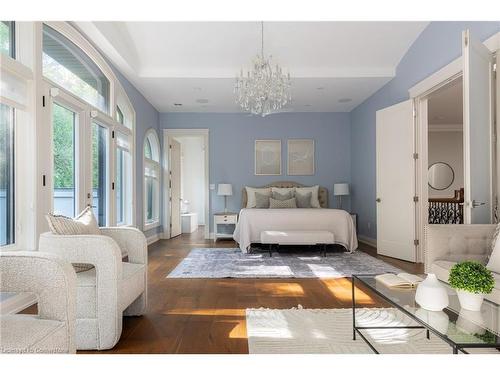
[143,129,161,231]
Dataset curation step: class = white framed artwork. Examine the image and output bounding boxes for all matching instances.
[287,139,315,175]
[255,140,281,175]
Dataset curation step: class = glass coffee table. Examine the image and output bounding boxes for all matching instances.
[352,274,500,354]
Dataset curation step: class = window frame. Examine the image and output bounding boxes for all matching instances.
[143,128,160,231]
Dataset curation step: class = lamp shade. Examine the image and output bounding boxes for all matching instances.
[333,183,349,196]
[217,183,233,196]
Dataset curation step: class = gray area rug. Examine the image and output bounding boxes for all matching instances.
[167,248,401,278]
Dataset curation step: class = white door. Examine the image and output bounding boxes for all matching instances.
[462,30,494,224]
[376,100,416,262]
[169,139,182,237]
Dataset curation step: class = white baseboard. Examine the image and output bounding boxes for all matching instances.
[208,232,215,240]
[146,233,161,245]
[358,235,377,248]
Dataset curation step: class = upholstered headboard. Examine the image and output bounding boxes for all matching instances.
[241,181,329,208]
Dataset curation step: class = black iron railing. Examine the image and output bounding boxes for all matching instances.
[428,188,464,224]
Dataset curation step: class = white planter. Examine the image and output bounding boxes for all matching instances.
[415,274,449,311]
[456,290,484,311]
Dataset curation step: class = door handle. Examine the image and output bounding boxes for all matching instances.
[472,200,486,208]
[376,198,381,203]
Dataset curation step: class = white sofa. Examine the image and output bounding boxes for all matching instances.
[39,227,148,350]
[0,251,77,354]
[425,224,500,304]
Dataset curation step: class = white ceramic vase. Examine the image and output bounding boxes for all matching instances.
[415,274,449,311]
[456,290,484,311]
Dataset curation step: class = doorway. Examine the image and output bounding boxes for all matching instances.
[163,129,210,240]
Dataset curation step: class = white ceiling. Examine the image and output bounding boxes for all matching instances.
[428,78,463,126]
[75,21,429,113]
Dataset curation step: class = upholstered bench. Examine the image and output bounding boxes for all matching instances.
[259,230,335,257]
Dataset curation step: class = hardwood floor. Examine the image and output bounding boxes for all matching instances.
[84,228,423,354]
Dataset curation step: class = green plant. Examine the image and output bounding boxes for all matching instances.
[448,261,494,294]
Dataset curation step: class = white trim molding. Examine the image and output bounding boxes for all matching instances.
[146,232,161,246]
[358,235,377,248]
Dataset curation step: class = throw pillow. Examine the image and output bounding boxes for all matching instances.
[487,233,500,273]
[255,192,270,208]
[295,185,321,208]
[269,197,297,209]
[272,191,294,200]
[245,187,271,208]
[295,191,312,208]
[45,206,101,273]
[271,187,296,197]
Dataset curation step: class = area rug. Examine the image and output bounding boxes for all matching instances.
[167,248,401,278]
[246,307,499,354]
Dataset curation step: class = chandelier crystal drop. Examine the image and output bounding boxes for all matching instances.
[234,22,292,117]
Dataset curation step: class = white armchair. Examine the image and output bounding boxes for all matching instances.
[38,227,148,350]
[0,251,77,354]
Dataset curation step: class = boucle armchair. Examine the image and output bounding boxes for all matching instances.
[38,227,148,350]
[0,251,76,354]
[425,224,499,304]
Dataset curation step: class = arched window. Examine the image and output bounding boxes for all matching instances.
[143,129,160,230]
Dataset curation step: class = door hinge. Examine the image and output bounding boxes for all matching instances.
[169,180,172,188]
[111,182,115,190]
[414,239,420,246]
[169,144,172,149]
[42,95,46,107]
[413,196,419,202]
[169,223,172,228]
[464,35,468,47]
[111,130,115,139]
[413,153,419,160]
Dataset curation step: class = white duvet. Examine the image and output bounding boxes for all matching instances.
[233,208,358,253]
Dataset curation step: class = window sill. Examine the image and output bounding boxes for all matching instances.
[143,220,160,232]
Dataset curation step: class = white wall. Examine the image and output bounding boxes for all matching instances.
[174,136,206,225]
[428,130,464,198]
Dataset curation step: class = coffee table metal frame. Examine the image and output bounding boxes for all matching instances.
[352,273,500,354]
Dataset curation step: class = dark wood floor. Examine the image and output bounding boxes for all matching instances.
[84,228,423,354]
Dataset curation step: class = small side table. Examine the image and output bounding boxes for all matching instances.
[214,212,238,241]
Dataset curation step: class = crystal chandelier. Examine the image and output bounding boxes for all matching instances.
[234,22,292,117]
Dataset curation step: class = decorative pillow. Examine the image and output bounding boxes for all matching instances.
[255,192,270,208]
[272,191,294,200]
[295,192,312,208]
[269,197,297,209]
[487,233,500,273]
[295,185,321,208]
[245,187,271,208]
[271,187,296,197]
[45,206,101,273]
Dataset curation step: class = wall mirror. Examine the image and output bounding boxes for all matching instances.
[428,162,455,190]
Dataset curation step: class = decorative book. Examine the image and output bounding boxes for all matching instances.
[375,273,423,288]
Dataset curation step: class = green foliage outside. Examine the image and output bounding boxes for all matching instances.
[0,21,11,56]
[448,261,494,294]
[53,104,75,188]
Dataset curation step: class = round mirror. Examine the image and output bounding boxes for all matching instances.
[428,162,454,190]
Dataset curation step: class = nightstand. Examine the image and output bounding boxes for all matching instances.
[214,212,238,241]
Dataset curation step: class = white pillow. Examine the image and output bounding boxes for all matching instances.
[45,206,101,235]
[271,187,296,197]
[487,234,500,274]
[295,185,321,208]
[245,187,271,208]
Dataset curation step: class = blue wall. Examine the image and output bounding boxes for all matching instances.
[160,112,352,231]
[350,21,500,241]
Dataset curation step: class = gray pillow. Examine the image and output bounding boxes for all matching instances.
[295,191,312,208]
[269,197,297,209]
[255,192,270,208]
[272,191,294,200]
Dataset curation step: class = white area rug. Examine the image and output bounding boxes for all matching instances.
[167,248,401,278]
[246,307,499,354]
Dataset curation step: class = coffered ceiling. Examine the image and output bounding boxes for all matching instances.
[75,21,429,113]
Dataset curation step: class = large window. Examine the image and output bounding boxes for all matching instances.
[92,122,109,226]
[143,130,160,229]
[0,21,15,58]
[0,104,14,246]
[52,103,76,217]
[42,24,110,113]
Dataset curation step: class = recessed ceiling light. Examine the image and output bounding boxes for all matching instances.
[316,87,325,90]
[193,87,202,91]
[173,103,183,106]
[196,99,209,104]
[304,104,312,107]
[338,98,352,103]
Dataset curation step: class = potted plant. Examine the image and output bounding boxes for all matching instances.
[448,261,494,311]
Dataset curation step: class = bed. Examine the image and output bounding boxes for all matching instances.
[233,181,358,253]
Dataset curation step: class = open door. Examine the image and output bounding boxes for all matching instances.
[462,29,494,224]
[376,100,416,262]
[169,139,182,237]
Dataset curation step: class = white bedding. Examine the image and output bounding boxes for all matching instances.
[233,208,358,253]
